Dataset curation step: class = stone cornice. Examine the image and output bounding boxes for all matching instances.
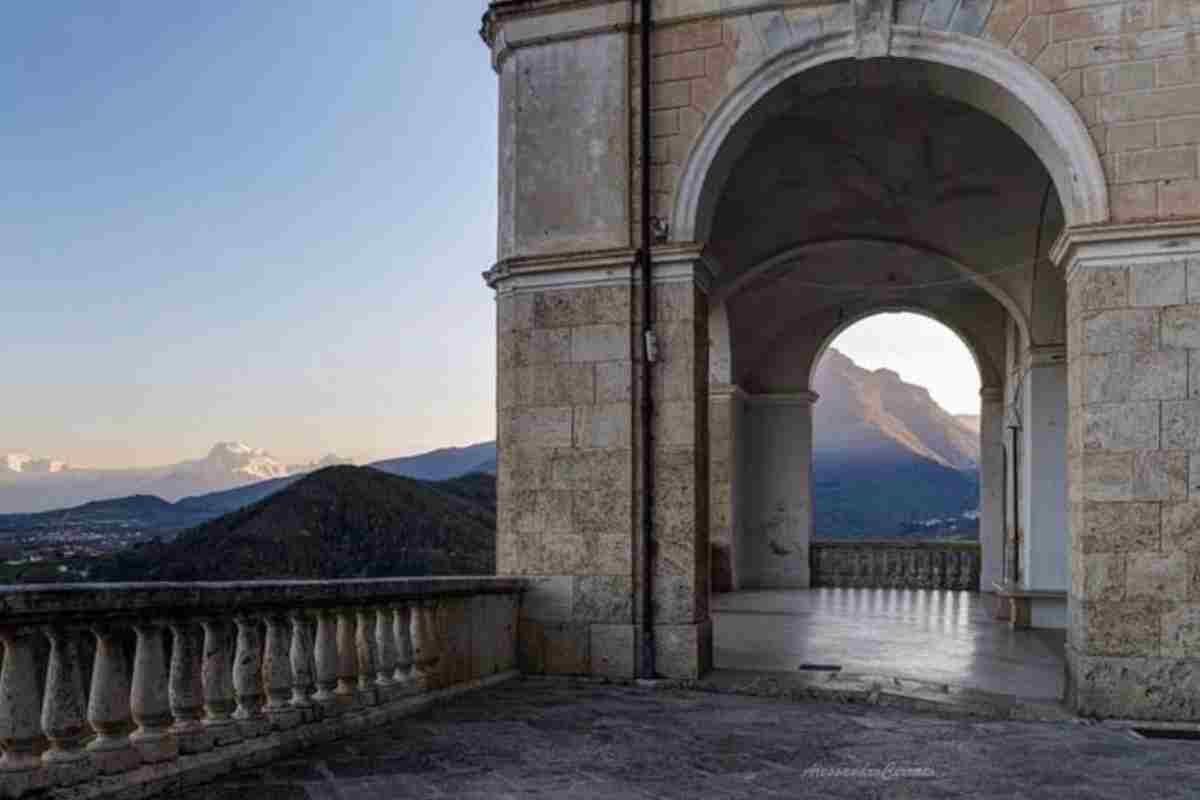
[744,390,820,406]
[1051,220,1200,282]
[484,244,716,294]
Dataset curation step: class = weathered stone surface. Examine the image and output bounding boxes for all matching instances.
[1082,451,1133,500]
[1069,649,1200,719]
[1164,501,1200,551]
[1076,597,1160,656]
[1125,552,1188,608]
[588,624,635,679]
[1079,552,1126,600]
[572,576,633,623]
[572,403,631,449]
[1161,604,1200,656]
[1083,402,1158,450]
[1162,400,1200,449]
[1075,267,1128,311]
[1129,260,1187,306]
[1080,501,1159,552]
[1132,450,1187,501]
[1083,309,1158,353]
[1084,350,1186,403]
[1162,305,1200,349]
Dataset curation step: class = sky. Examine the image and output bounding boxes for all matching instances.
[825,313,981,416]
[1,3,977,470]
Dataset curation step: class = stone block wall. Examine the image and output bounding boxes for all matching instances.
[1066,240,1200,720]
[496,273,710,679]
[627,1,1200,229]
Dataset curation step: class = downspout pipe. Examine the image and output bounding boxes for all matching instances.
[638,0,656,680]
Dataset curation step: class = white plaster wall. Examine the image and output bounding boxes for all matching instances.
[979,390,1006,591]
[1020,359,1069,594]
[738,396,813,589]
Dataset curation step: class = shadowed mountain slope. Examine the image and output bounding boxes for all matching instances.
[99,466,496,581]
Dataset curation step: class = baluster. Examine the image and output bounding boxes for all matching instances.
[86,623,140,773]
[312,610,339,713]
[40,625,94,786]
[872,548,885,588]
[0,626,45,793]
[200,618,241,746]
[288,611,316,722]
[411,602,440,691]
[130,621,177,762]
[355,608,379,708]
[374,607,396,699]
[232,615,266,737]
[168,620,209,754]
[262,615,299,730]
[335,609,358,712]
[393,604,416,692]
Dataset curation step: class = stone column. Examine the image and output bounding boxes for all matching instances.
[311,610,339,713]
[130,621,177,762]
[392,605,416,691]
[334,609,358,711]
[978,386,1006,591]
[200,619,240,745]
[709,385,744,592]
[1058,224,1200,721]
[86,624,141,772]
[287,611,316,718]
[739,391,817,589]
[354,608,379,707]
[262,615,299,729]
[168,620,209,754]
[1020,346,1070,616]
[0,627,44,775]
[231,615,266,737]
[40,625,94,784]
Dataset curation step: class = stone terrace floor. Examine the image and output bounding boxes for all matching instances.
[177,679,1200,800]
[713,588,1066,702]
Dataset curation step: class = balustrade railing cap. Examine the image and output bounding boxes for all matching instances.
[0,576,526,621]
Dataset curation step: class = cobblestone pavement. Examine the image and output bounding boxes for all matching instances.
[178,678,1200,799]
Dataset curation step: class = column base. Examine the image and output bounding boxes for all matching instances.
[524,620,714,680]
[1067,647,1200,721]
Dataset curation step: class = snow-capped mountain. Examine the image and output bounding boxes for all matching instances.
[0,443,348,513]
[1,452,71,474]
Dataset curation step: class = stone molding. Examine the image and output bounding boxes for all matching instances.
[1028,345,1067,369]
[709,383,747,402]
[1052,220,1200,283]
[485,244,716,295]
[744,390,819,406]
[980,386,1004,402]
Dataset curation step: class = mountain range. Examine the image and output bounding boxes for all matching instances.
[3,348,977,543]
[97,467,496,582]
[811,349,979,537]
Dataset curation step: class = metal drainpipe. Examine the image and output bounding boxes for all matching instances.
[638,0,656,680]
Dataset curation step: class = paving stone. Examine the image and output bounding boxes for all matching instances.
[172,681,1200,800]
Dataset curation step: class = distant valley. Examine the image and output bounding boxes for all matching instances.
[1,349,979,581]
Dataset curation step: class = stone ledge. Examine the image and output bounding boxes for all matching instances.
[32,671,519,800]
[0,577,526,620]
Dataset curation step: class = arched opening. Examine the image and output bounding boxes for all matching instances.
[699,51,1083,700]
[810,311,982,543]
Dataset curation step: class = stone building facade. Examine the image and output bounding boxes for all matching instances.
[481,0,1200,720]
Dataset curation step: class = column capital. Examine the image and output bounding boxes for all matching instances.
[1052,220,1200,283]
[1027,344,1067,368]
[980,386,1004,402]
[744,390,820,406]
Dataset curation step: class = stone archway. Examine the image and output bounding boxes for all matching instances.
[484,0,1200,718]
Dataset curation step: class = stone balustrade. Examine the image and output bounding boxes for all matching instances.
[810,541,981,591]
[0,577,522,799]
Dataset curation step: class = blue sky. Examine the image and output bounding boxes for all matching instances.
[1,2,975,470]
